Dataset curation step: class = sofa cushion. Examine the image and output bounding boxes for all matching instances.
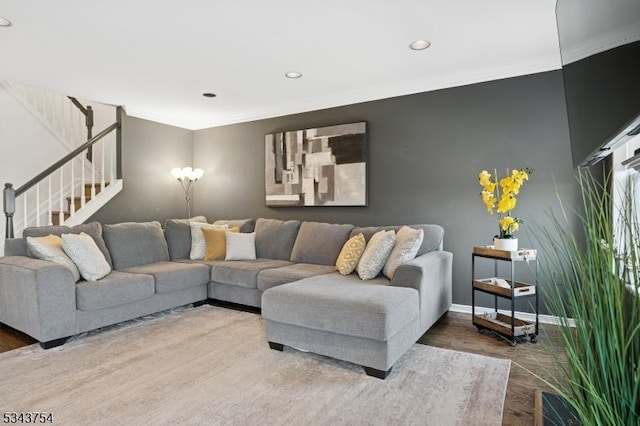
[357,230,396,280]
[164,216,207,260]
[76,271,155,311]
[213,219,256,233]
[61,232,112,281]
[122,261,210,294]
[257,263,336,292]
[211,259,293,289]
[290,221,354,266]
[103,221,170,270]
[23,221,113,267]
[351,224,443,256]
[262,273,419,341]
[254,218,300,260]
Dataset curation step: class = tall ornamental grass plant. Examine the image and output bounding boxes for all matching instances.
[535,171,639,425]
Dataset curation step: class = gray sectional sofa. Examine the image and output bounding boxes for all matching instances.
[0,217,452,378]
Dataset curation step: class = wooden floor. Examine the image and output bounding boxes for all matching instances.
[0,310,561,426]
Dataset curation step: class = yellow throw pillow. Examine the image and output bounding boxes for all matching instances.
[203,226,239,260]
[335,233,366,275]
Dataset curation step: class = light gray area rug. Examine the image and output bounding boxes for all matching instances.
[0,305,510,425]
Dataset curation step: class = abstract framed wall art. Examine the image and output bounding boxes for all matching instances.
[265,121,367,207]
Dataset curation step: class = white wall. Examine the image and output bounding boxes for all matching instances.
[0,84,70,188]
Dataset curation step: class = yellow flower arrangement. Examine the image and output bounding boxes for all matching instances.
[478,168,531,238]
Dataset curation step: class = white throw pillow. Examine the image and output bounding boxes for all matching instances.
[26,234,81,282]
[383,226,424,279]
[61,232,112,281]
[190,222,228,260]
[357,230,396,280]
[225,232,256,260]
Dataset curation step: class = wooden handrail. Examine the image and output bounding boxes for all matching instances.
[14,121,119,197]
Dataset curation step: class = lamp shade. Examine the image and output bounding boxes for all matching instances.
[171,167,204,181]
[170,168,183,179]
[192,168,204,180]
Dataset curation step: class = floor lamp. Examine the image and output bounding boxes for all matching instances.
[171,167,204,217]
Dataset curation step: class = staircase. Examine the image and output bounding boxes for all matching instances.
[1,83,123,254]
[52,182,110,226]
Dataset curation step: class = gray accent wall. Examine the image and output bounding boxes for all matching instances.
[94,71,584,314]
[90,115,194,224]
[192,70,581,314]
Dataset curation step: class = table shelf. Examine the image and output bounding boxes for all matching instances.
[472,246,539,346]
[473,277,536,298]
[473,312,535,338]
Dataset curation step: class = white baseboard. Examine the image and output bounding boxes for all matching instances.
[450,303,575,327]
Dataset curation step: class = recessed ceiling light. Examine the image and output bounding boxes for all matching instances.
[409,40,431,51]
[0,16,12,27]
[285,71,302,79]
[202,93,216,98]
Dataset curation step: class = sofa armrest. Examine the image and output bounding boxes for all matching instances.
[0,256,76,342]
[391,250,452,334]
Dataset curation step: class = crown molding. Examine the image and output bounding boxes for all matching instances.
[127,54,562,131]
[560,22,640,65]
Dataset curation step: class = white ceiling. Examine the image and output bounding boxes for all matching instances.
[1,0,566,130]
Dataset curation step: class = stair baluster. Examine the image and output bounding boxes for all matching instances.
[58,165,64,226]
[35,184,40,227]
[70,161,75,215]
[101,139,105,192]
[81,151,86,209]
[48,176,52,226]
[23,193,27,231]
[110,134,115,184]
[91,147,96,200]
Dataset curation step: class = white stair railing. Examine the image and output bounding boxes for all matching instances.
[3,113,122,241]
[4,82,93,150]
